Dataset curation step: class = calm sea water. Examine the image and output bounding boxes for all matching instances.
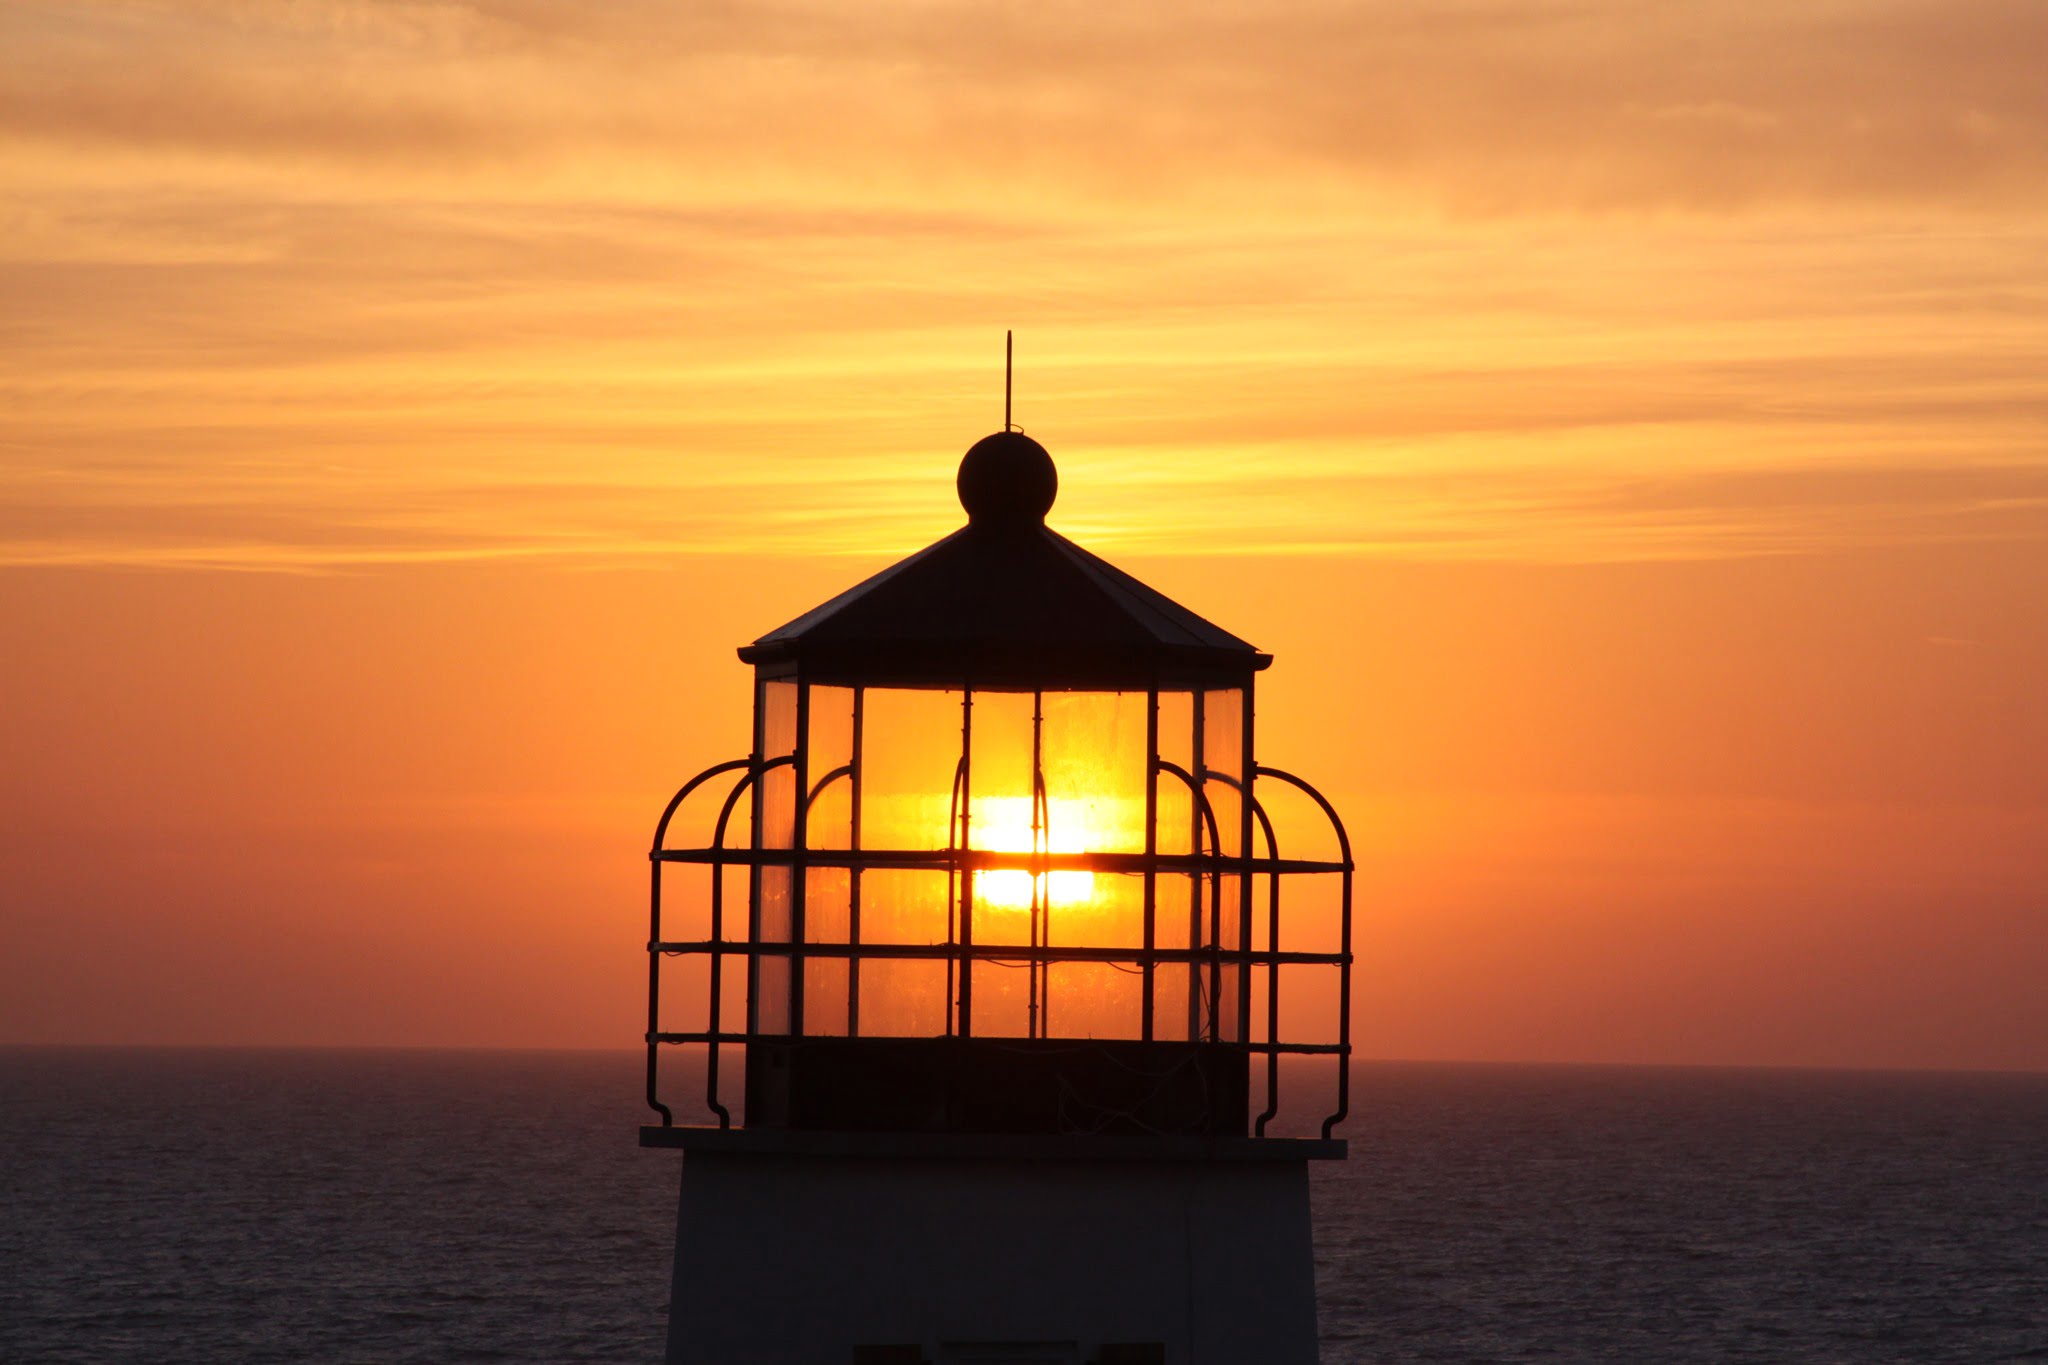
[3,1049,2044,1363]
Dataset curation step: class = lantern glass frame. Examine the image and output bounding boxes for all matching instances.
[649,667,1354,1140]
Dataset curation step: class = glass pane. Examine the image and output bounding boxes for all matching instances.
[805,685,856,851]
[804,867,849,943]
[966,691,1037,949]
[714,945,745,1034]
[970,884,1035,948]
[1213,873,1243,1042]
[759,680,799,852]
[754,954,790,1035]
[1155,873,1193,951]
[860,688,963,851]
[1045,961,1143,1040]
[753,679,799,1032]
[860,869,952,945]
[805,770,854,854]
[1155,691,1194,857]
[1045,871,1143,951]
[966,691,1035,841]
[1153,767,1193,858]
[858,959,949,1037]
[753,683,798,1035]
[971,960,1033,1039]
[1147,871,1196,1041]
[758,866,792,944]
[1041,691,1148,854]
[803,958,849,1037]
[1200,688,1244,859]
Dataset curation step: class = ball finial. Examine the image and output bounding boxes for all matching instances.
[957,430,1056,526]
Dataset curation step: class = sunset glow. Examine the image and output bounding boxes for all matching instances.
[4,0,2044,1073]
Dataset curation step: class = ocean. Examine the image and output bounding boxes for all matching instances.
[3,1049,2043,1363]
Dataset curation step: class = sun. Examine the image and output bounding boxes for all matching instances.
[970,794,1097,912]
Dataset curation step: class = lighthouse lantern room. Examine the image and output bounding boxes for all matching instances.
[643,426,1352,1365]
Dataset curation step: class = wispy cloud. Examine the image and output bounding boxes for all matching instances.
[7,1,2047,211]
[3,1,2047,568]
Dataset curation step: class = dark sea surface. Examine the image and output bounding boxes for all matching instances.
[3,1049,2044,1363]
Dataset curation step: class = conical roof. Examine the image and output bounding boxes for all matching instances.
[738,432,1270,689]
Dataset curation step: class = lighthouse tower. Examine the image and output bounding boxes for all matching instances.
[643,427,1353,1365]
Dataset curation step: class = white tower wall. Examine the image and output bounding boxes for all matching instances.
[663,1142,1321,1365]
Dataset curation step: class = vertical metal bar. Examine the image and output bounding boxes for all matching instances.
[1329,862,1353,1141]
[704,844,724,1126]
[789,676,810,1036]
[746,675,766,1035]
[706,768,762,1130]
[1189,689,1205,1041]
[957,688,975,1038]
[1207,752,1226,1046]
[1238,682,1255,1048]
[1206,842,1223,1046]
[1030,690,1044,1040]
[1192,689,1211,1042]
[646,852,672,1126]
[945,758,962,1038]
[1252,799,1281,1137]
[848,687,864,1037]
[1141,689,1158,1042]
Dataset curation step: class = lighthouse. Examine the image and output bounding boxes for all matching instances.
[642,423,1353,1365]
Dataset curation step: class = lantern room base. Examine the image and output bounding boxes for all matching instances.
[652,1130,1326,1365]
[742,1038,1252,1138]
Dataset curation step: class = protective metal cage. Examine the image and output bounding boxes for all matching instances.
[646,678,1353,1140]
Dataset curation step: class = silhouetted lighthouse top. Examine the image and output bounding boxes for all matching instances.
[741,430,1270,688]
[644,407,1352,1362]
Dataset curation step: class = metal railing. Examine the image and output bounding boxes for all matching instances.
[647,757,1353,1139]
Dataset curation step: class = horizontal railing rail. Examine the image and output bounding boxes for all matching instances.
[649,1030,1349,1055]
[653,939,1349,967]
[653,845,1351,876]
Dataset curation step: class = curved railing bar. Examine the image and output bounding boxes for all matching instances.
[1245,795,1284,1136]
[1204,766,1350,868]
[645,756,754,1127]
[1030,767,1049,1038]
[1152,760,1227,877]
[1152,758,1226,1043]
[945,755,966,1037]
[1248,766,1353,867]
[647,756,791,1129]
[1198,769,1294,1133]
[1256,764,1354,1140]
[697,761,781,1128]
[650,758,755,856]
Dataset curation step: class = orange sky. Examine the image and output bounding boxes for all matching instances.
[4,0,2045,1070]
